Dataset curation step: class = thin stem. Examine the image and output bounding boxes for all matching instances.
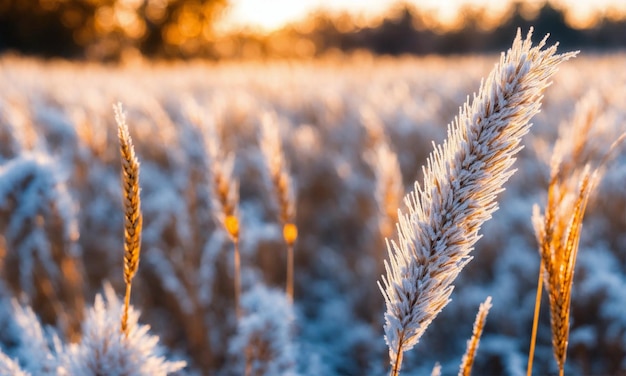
[286,242,294,304]
[390,339,404,376]
[121,282,132,337]
[527,262,544,376]
[234,239,241,319]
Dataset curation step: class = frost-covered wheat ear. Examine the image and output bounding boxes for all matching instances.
[114,102,143,337]
[378,28,577,376]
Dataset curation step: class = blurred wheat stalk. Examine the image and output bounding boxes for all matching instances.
[260,113,298,303]
[527,93,626,376]
[203,117,242,317]
[379,28,577,376]
[114,103,143,337]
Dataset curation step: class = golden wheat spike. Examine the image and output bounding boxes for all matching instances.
[114,103,143,336]
[528,95,626,376]
[458,296,492,376]
[543,168,595,374]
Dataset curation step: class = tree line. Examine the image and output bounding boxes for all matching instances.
[1,1,625,60]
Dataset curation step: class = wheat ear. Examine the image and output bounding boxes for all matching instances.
[367,140,404,241]
[533,147,625,375]
[259,113,297,303]
[458,296,492,376]
[529,93,626,376]
[204,120,242,317]
[533,165,595,376]
[379,28,577,376]
[527,92,597,376]
[114,103,143,337]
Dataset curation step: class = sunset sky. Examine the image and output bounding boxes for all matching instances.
[220,0,626,32]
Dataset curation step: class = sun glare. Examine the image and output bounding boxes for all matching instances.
[221,0,389,32]
[221,0,626,33]
[223,0,314,32]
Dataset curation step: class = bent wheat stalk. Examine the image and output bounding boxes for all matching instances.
[379,28,577,376]
[114,103,143,337]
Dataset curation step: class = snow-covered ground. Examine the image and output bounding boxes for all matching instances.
[0,48,625,375]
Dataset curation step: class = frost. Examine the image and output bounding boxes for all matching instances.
[228,285,297,376]
[64,284,186,376]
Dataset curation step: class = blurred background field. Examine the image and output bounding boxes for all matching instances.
[1,0,626,61]
[1,50,626,375]
[1,1,626,375]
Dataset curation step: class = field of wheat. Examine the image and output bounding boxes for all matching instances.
[0,32,625,376]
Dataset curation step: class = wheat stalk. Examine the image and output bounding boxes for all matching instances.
[532,164,595,376]
[458,296,492,376]
[203,119,242,317]
[114,103,143,337]
[528,92,626,376]
[366,140,404,241]
[527,93,591,376]
[534,150,624,376]
[379,28,577,376]
[259,113,298,303]
[526,261,544,376]
[361,108,403,243]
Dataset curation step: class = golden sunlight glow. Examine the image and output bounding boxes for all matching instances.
[221,0,626,33]
[552,0,626,28]
[221,0,389,32]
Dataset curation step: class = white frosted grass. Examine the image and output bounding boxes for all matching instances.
[0,352,31,376]
[64,284,186,376]
[378,29,577,373]
[0,153,80,294]
[1,286,187,376]
[228,285,297,376]
[10,301,61,375]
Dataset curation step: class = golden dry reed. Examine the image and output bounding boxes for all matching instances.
[458,296,492,376]
[528,92,626,376]
[260,113,297,303]
[114,103,143,337]
[533,164,596,376]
